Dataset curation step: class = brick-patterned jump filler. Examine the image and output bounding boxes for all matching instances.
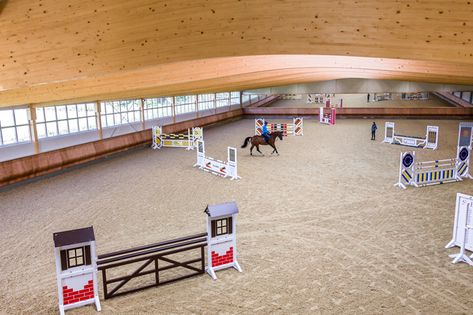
[53,202,242,314]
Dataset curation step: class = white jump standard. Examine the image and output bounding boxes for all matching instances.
[395,122,473,189]
[205,202,243,279]
[446,193,473,266]
[152,126,203,150]
[319,107,336,125]
[255,117,303,136]
[383,122,439,150]
[53,227,101,315]
[194,140,240,180]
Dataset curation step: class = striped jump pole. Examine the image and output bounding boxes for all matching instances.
[152,126,203,150]
[395,122,473,189]
[255,117,303,136]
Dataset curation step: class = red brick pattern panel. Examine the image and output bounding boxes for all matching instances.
[62,280,94,305]
[211,247,234,267]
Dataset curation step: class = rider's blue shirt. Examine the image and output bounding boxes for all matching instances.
[262,124,269,135]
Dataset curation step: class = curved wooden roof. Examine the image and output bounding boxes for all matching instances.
[1,0,473,106]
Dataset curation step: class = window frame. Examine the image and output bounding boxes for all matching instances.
[100,99,141,128]
[36,103,97,139]
[211,217,233,238]
[0,107,32,146]
[197,93,216,112]
[67,247,86,268]
[174,95,196,115]
[143,97,173,120]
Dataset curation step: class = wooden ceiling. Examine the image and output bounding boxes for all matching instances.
[1,0,473,107]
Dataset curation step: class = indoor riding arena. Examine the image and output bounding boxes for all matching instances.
[1,1,473,315]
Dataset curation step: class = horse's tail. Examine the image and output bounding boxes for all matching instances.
[241,136,252,148]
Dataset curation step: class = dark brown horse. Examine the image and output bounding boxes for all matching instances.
[241,131,283,155]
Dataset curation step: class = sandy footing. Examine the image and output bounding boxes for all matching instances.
[0,118,472,314]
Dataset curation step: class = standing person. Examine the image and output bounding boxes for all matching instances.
[262,121,270,143]
[367,93,370,102]
[371,122,377,140]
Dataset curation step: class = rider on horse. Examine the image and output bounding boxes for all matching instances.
[262,121,270,143]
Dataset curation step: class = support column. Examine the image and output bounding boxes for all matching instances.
[95,101,103,140]
[214,93,217,115]
[29,104,40,154]
[240,91,243,108]
[172,96,176,124]
[140,98,145,130]
[196,94,200,118]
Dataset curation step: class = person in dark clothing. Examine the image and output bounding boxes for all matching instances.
[371,122,377,140]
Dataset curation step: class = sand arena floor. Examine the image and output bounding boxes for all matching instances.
[1,118,473,314]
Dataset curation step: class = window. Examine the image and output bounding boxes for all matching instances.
[0,108,31,146]
[100,100,141,128]
[242,94,250,105]
[216,92,230,108]
[68,247,85,268]
[211,217,232,237]
[175,95,196,115]
[36,103,97,138]
[230,92,240,105]
[144,97,173,120]
[60,245,91,270]
[197,94,215,111]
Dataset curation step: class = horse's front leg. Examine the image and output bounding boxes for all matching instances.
[250,145,254,155]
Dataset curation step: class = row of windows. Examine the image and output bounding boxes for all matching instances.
[0,92,243,146]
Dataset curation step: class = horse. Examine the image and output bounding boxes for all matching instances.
[241,131,283,155]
